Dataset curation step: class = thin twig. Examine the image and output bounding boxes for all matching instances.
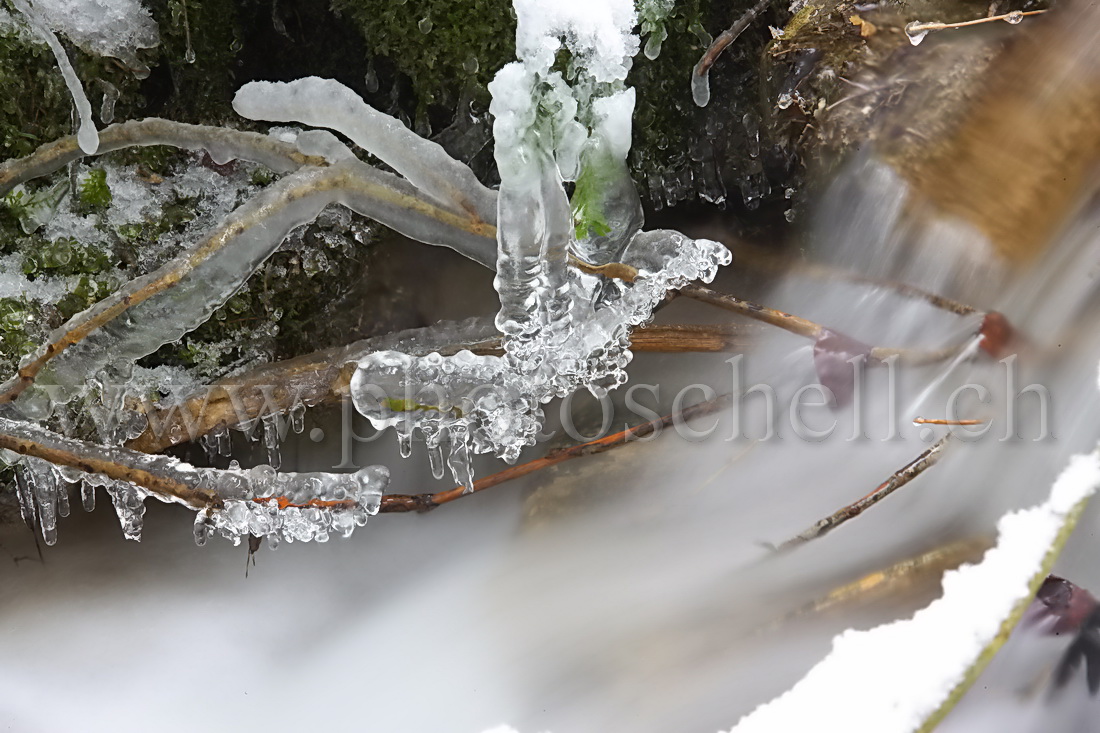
[731,242,978,316]
[379,394,734,513]
[679,283,823,339]
[693,0,773,79]
[0,118,328,197]
[680,283,962,364]
[775,435,950,551]
[905,8,1047,39]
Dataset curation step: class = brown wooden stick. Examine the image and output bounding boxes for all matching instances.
[679,283,823,339]
[126,324,752,454]
[681,283,962,364]
[775,435,950,551]
[733,243,978,317]
[693,0,773,79]
[379,394,734,513]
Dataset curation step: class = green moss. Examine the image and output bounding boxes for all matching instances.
[78,168,112,210]
[146,0,241,123]
[331,0,517,119]
[0,296,44,373]
[0,15,71,160]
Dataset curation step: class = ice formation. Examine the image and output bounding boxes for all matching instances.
[728,448,1100,733]
[12,0,99,155]
[26,0,158,74]
[2,416,388,545]
[1,0,729,543]
[349,0,730,489]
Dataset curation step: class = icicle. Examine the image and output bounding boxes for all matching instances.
[14,465,37,529]
[447,425,475,493]
[397,420,413,459]
[180,0,195,63]
[261,413,281,469]
[12,0,99,154]
[200,432,217,463]
[690,66,711,108]
[81,480,95,512]
[106,481,147,541]
[99,79,119,124]
[55,469,71,518]
[26,459,59,545]
[423,424,446,480]
[193,510,212,546]
[290,402,306,434]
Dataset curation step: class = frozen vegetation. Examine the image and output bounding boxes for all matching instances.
[1,0,727,540]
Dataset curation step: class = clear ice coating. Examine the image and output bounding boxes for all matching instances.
[12,0,99,154]
[690,66,712,108]
[350,0,731,491]
[2,417,389,544]
[195,464,388,546]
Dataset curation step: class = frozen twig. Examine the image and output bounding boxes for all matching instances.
[379,394,734,513]
[0,158,503,408]
[234,77,498,225]
[0,118,328,197]
[775,435,950,551]
[0,416,222,509]
[128,323,752,453]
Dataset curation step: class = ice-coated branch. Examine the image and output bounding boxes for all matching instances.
[233,77,497,225]
[126,317,501,453]
[0,416,388,545]
[0,118,329,197]
[0,164,349,410]
[128,321,750,454]
[0,159,503,412]
[379,393,733,513]
[0,416,221,510]
[690,0,771,107]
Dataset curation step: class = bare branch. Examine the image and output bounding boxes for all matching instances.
[775,435,950,551]
[692,0,772,80]
[380,394,734,513]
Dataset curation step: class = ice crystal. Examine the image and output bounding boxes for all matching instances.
[350,0,730,490]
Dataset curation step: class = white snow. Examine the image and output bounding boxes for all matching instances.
[727,448,1100,733]
[28,0,158,74]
